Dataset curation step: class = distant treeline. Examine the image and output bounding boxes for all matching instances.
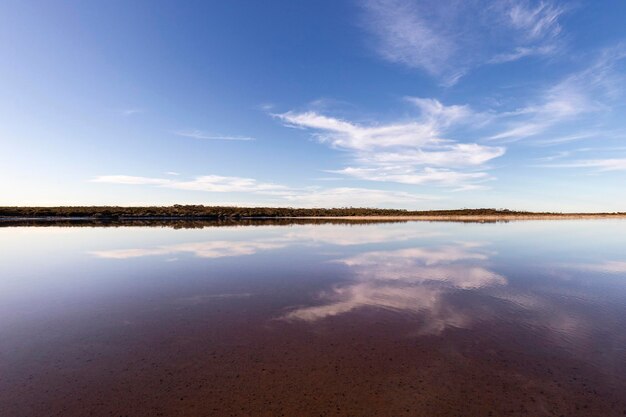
[1,205,621,219]
[0,218,418,229]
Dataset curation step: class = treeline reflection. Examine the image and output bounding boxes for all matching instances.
[0,218,510,228]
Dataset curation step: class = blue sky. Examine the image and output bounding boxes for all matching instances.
[1,0,626,211]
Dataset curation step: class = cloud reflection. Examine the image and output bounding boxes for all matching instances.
[90,241,285,259]
[283,243,506,334]
[576,261,626,274]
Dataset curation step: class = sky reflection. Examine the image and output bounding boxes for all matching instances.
[88,223,441,260]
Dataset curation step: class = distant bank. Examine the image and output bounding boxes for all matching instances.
[1,206,625,221]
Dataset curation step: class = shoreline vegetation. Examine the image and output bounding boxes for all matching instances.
[1,206,625,223]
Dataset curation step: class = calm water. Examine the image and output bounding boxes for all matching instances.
[1,220,626,416]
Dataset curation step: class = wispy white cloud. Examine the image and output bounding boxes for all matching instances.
[488,45,556,64]
[329,167,491,189]
[508,1,564,40]
[489,45,626,142]
[91,175,171,186]
[540,158,626,171]
[535,150,573,162]
[360,144,505,167]
[174,129,255,141]
[360,0,566,84]
[489,81,594,142]
[171,176,287,193]
[535,146,626,163]
[361,0,458,83]
[532,132,605,146]
[92,174,288,193]
[277,98,504,190]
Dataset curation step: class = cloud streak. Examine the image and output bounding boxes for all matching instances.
[175,129,255,141]
[488,45,556,64]
[361,0,566,84]
[92,174,288,193]
[540,158,626,172]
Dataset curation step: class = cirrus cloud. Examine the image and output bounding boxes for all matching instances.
[174,129,255,141]
[360,0,566,85]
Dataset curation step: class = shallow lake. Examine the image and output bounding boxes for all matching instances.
[1,220,626,416]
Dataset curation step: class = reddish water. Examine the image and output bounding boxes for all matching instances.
[1,221,625,416]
